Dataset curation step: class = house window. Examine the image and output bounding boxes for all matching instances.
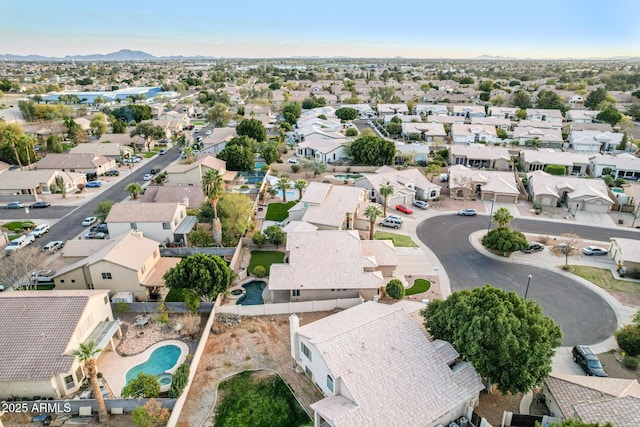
[64,374,75,389]
[301,342,312,361]
[174,219,178,226]
[71,279,75,283]
[75,366,84,383]
[305,366,313,380]
[163,222,171,230]
[292,290,300,297]
[104,296,108,305]
[130,223,137,230]
[326,375,334,393]
[101,272,112,280]
[60,279,65,283]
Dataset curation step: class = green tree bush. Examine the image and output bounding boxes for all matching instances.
[615,324,640,356]
[253,265,267,278]
[252,231,267,248]
[386,279,405,300]
[623,355,639,370]
[482,227,529,254]
[131,398,170,427]
[335,107,358,121]
[544,164,566,175]
[236,118,267,142]
[121,372,160,398]
[163,254,234,301]
[168,363,190,398]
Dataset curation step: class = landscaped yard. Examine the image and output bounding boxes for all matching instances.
[214,370,311,427]
[143,151,156,158]
[3,221,35,232]
[406,278,431,296]
[265,201,296,222]
[571,266,640,294]
[374,231,418,247]
[248,250,284,276]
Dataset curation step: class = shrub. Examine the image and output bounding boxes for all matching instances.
[115,302,129,314]
[623,355,639,370]
[253,265,266,277]
[252,231,266,248]
[168,363,190,398]
[616,325,640,356]
[180,313,201,339]
[386,279,405,300]
[184,290,200,314]
[345,127,358,137]
[131,398,169,427]
[291,164,300,173]
[544,164,566,175]
[156,302,170,325]
[482,227,529,254]
[121,372,160,398]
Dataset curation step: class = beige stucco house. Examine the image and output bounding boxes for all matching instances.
[521,149,590,176]
[54,231,180,301]
[449,144,511,170]
[527,170,614,213]
[449,165,521,203]
[610,237,640,274]
[0,290,120,399]
[354,166,442,205]
[164,154,235,186]
[0,170,86,196]
[35,153,116,175]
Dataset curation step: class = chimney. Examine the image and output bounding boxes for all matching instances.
[183,197,189,207]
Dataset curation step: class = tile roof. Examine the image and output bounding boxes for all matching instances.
[360,240,398,267]
[522,149,590,166]
[164,154,226,174]
[298,136,349,154]
[527,171,613,204]
[401,122,447,136]
[611,237,640,263]
[450,144,510,161]
[141,185,206,208]
[301,183,366,228]
[0,291,106,381]
[303,302,483,426]
[36,153,112,170]
[105,202,182,223]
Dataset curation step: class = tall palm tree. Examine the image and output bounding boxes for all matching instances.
[72,341,109,423]
[364,205,383,240]
[294,179,308,200]
[493,207,514,228]
[379,182,394,217]
[202,169,225,246]
[275,175,292,203]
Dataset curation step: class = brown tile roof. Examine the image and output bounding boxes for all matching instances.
[105,202,181,223]
[141,185,206,208]
[36,153,112,170]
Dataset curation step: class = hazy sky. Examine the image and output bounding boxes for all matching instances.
[3,0,639,59]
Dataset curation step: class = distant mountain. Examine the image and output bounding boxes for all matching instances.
[471,55,519,60]
[0,49,158,61]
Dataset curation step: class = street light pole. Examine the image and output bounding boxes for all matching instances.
[487,198,496,232]
[524,274,532,299]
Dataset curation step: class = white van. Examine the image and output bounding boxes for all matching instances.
[379,217,403,229]
[5,234,35,254]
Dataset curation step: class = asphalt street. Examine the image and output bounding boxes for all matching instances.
[416,215,640,346]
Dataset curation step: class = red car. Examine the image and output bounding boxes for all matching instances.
[395,204,413,214]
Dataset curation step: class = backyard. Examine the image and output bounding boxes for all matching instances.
[264,201,296,222]
[248,250,284,276]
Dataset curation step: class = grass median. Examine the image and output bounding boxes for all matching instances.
[374,231,418,247]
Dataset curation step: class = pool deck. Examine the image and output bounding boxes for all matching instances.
[99,339,189,398]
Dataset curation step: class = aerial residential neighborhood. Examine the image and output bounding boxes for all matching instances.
[1,3,640,427]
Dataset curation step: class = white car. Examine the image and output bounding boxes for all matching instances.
[205,130,212,135]
[385,215,404,223]
[82,216,98,226]
[43,240,65,253]
[5,234,36,254]
[29,224,50,238]
[287,158,299,164]
[143,173,154,181]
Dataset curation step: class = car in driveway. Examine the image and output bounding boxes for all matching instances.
[205,130,212,135]
[572,345,607,377]
[82,216,98,226]
[105,169,120,176]
[583,246,608,256]
[90,223,109,233]
[379,217,403,229]
[85,181,103,188]
[43,240,65,253]
[4,201,25,209]
[29,201,51,209]
[395,204,413,214]
[84,231,106,239]
[29,224,50,238]
[5,234,35,254]
[523,242,544,254]
[31,269,56,284]
[412,200,429,210]
[458,208,477,216]
[385,215,404,223]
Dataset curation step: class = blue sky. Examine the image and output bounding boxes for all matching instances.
[3,0,639,58]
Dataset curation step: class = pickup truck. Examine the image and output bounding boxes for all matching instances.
[5,234,36,254]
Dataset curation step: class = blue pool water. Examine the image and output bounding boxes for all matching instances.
[275,189,298,200]
[239,170,266,184]
[125,345,181,383]
[237,281,267,305]
[334,174,363,180]
[255,162,267,170]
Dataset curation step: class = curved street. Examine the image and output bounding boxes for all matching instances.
[415,215,639,346]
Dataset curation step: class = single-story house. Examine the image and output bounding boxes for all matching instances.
[0,290,120,399]
[570,130,623,152]
[489,106,519,120]
[291,301,483,427]
[565,110,600,123]
[202,127,237,155]
[341,104,376,119]
[610,237,640,274]
[382,113,421,124]
[527,170,615,212]
[296,136,349,164]
[141,185,206,208]
[542,373,640,427]
[470,116,511,130]
[69,139,134,160]
[525,108,564,124]
[54,231,179,301]
[268,230,397,303]
[450,124,498,144]
[415,104,449,116]
[449,144,511,170]
[401,122,447,142]
[164,154,236,186]
[36,153,116,175]
[377,104,409,115]
[570,122,613,133]
[0,170,86,195]
[513,126,564,148]
[105,201,195,245]
[449,165,520,202]
[452,104,486,118]
[588,153,640,180]
[521,149,590,176]
[427,115,465,125]
[354,166,441,205]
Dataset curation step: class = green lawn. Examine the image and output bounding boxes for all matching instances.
[215,371,311,427]
[265,201,296,222]
[248,251,284,276]
[374,231,418,247]
[571,266,640,294]
[406,278,431,296]
[15,284,55,291]
[3,221,35,232]
[143,152,157,158]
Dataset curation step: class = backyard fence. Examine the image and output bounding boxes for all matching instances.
[111,302,215,314]
[216,297,363,316]
[2,397,176,416]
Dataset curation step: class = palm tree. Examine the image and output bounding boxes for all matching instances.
[125,182,143,199]
[275,175,292,203]
[364,205,383,240]
[267,187,278,200]
[182,146,195,161]
[379,182,394,217]
[202,169,225,246]
[493,207,514,228]
[72,341,109,423]
[294,179,308,200]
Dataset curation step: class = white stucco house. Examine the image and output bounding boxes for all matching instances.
[588,153,640,180]
[450,124,498,144]
[354,166,441,205]
[570,130,623,152]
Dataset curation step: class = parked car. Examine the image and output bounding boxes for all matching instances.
[29,224,50,238]
[458,208,477,216]
[385,215,404,223]
[523,242,544,254]
[84,232,106,240]
[105,169,120,176]
[31,269,56,284]
[412,200,429,210]
[82,216,98,226]
[379,217,402,229]
[150,168,161,174]
[85,181,103,188]
[5,234,35,254]
[205,129,212,135]
[90,223,109,233]
[395,204,414,214]
[29,201,51,209]
[143,173,154,181]
[159,149,167,155]
[4,201,25,209]
[287,158,299,164]
[43,240,65,253]
[572,345,607,377]
[583,246,608,256]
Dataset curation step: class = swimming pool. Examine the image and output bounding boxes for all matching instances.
[275,189,298,200]
[334,174,363,180]
[255,162,267,170]
[125,344,182,384]
[236,280,267,305]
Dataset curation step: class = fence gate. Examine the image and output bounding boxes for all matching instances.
[510,414,543,427]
